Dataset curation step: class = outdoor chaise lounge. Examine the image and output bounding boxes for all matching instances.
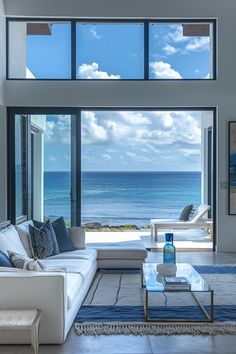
[150,204,212,242]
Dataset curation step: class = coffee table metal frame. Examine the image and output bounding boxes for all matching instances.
[142,263,214,323]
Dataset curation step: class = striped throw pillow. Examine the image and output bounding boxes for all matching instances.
[7,251,46,271]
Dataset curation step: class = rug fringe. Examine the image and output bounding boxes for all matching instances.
[74,321,236,336]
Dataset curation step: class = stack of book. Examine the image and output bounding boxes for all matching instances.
[162,276,191,291]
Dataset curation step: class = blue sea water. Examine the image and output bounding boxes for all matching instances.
[44,171,201,227]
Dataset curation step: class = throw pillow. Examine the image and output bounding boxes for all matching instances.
[0,250,14,267]
[7,251,46,271]
[68,226,86,250]
[15,220,34,257]
[179,204,193,221]
[34,217,75,253]
[29,221,59,259]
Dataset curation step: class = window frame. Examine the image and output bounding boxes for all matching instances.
[6,18,217,81]
[7,111,31,224]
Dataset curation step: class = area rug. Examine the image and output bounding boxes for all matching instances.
[74,265,236,335]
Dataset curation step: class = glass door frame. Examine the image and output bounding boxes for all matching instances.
[7,107,81,226]
[7,106,217,251]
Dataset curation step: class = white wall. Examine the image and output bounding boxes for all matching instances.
[0,0,5,104]
[0,0,6,223]
[8,22,27,78]
[3,0,236,250]
[201,111,213,206]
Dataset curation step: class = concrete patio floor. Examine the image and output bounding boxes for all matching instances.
[85,229,213,250]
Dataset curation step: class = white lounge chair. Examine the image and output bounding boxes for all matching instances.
[150,204,213,242]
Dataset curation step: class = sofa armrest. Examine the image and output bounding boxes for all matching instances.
[0,271,67,344]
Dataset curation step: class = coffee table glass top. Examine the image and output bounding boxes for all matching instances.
[143,263,210,292]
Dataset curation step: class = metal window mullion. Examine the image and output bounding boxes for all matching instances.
[144,22,149,80]
[71,20,77,79]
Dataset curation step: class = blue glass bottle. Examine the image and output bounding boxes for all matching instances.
[163,233,176,264]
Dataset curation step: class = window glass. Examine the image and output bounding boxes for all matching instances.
[149,23,213,79]
[8,21,71,79]
[76,23,144,79]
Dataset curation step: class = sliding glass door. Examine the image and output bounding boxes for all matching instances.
[8,109,80,226]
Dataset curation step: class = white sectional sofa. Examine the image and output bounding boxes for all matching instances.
[0,221,147,344]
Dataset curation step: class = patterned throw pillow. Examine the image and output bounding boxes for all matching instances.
[34,217,75,253]
[7,251,46,271]
[29,221,59,259]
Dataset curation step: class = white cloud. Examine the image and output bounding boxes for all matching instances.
[89,27,101,40]
[150,61,182,79]
[204,73,210,79]
[162,115,173,128]
[102,153,112,160]
[166,25,189,43]
[82,111,108,144]
[45,116,70,145]
[49,156,56,162]
[77,62,120,79]
[81,110,205,169]
[180,148,201,157]
[163,44,178,55]
[185,37,210,52]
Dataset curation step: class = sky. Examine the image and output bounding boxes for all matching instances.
[44,111,204,172]
[26,22,212,171]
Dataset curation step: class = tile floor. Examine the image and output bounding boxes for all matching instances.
[1,250,236,354]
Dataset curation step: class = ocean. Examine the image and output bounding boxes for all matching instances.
[44,171,201,227]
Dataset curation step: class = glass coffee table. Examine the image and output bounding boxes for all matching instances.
[142,263,214,322]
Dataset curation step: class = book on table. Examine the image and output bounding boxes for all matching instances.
[162,276,191,290]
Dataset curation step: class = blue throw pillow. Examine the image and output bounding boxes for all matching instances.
[29,221,59,259]
[34,217,75,253]
[0,250,14,267]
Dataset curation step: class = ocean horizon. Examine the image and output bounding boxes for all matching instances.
[44,171,201,227]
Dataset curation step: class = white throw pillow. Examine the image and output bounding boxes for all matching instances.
[68,227,85,250]
[0,225,28,257]
[8,251,46,271]
[15,221,34,257]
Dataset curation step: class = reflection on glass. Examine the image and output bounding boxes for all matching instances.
[43,115,71,224]
[9,22,71,79]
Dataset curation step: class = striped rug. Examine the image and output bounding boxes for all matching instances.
[75,265,236,335]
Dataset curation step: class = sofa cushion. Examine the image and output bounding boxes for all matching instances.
[8,251,46,271]
[0,250,14,267]
[86,242,147,260]
[42,258,94,279]
[34,217,75,253]
[0,225,28,257]
[29,222,59,259]
[15,221,34,257]
[47,249,97,262]
[66,273,83,309]
[68,227,85,250]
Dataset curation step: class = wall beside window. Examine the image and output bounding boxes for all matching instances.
[0,106,7,223]
[0,0,6,223]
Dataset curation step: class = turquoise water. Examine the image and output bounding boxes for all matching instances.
[44,171,201,227]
